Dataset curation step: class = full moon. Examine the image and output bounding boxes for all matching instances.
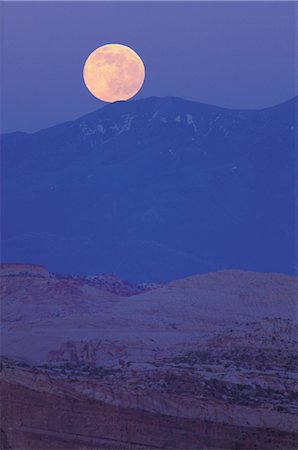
[83,44,145,103]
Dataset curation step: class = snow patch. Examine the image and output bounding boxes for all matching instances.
[186,114,197,133]
[80,124,97,136]
[118,115,135,133]
[150,111,167,123]
[97,123,105,134]
[110,124,120,133]
[159,117,168,123]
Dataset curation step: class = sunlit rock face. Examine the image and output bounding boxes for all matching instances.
[1,265,297,449]
[1,96,297,282]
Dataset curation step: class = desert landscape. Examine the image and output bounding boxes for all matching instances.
[1,3,297,449]
[1,263,297,449]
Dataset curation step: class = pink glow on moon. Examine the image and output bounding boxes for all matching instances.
[83,44,145,103]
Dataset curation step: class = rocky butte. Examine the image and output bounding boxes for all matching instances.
[0,263,297,449]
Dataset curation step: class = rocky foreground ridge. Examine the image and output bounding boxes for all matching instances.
[0,264,297,449]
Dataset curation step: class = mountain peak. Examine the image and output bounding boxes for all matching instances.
[1,96,296,281]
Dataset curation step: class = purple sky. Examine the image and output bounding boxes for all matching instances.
[1,1,297,133]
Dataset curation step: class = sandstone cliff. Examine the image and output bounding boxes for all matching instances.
[1,265,297,449]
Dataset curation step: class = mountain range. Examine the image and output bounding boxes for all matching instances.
[1,96,297,281]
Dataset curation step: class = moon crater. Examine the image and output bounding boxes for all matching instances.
[83,44,145,102]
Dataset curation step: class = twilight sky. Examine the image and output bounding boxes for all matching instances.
[1,1,297,133]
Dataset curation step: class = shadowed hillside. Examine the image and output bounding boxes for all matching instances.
[1,96,297,281]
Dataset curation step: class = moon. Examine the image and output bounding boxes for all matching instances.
[83,44,145,103]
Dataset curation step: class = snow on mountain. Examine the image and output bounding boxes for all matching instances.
[1,96,297,281]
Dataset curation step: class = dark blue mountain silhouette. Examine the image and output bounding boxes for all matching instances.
[1,96,297,281]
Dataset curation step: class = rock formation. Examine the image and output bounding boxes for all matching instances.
[0,264,297,449]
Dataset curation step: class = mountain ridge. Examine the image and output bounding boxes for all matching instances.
[2,95,297,137]
[1,96,297,281]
